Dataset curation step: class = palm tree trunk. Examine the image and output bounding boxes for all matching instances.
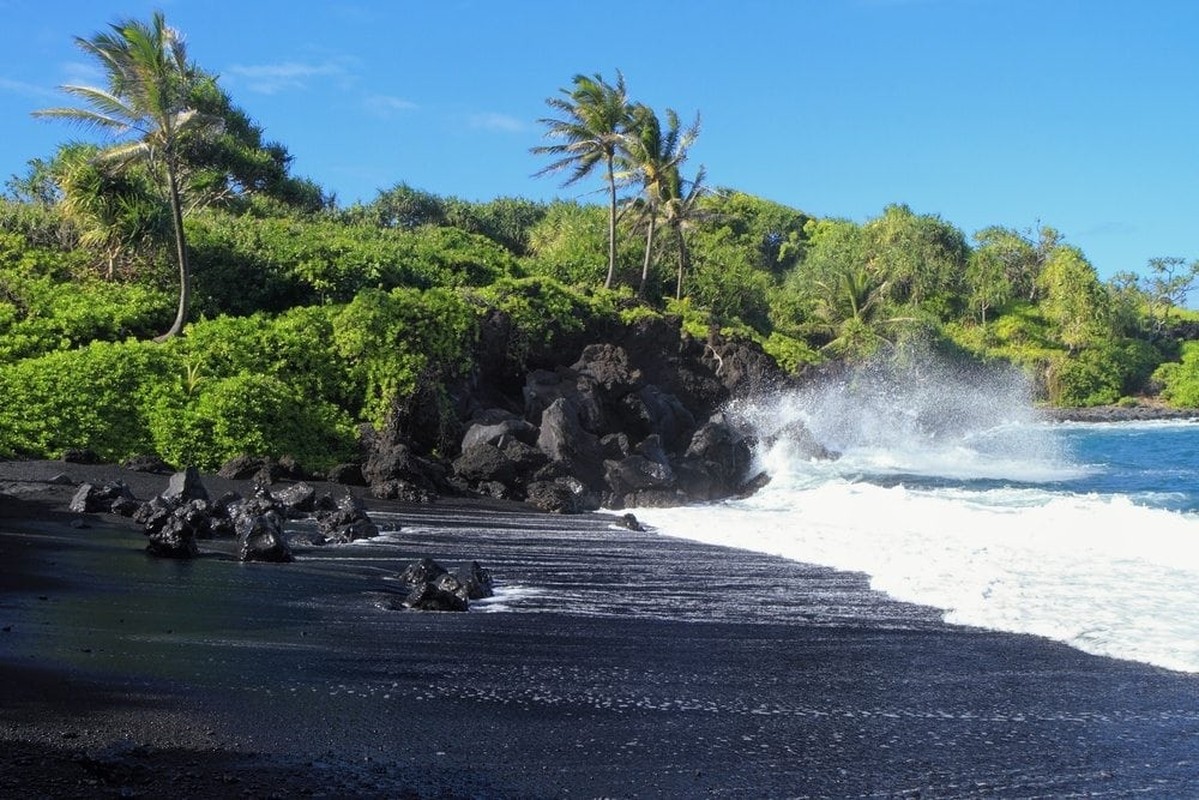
[675,228,690,300]
[157,159,190,341]
[603,155,617,289]
[639,212,656,298]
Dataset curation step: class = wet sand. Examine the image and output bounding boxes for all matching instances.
[2,461,1198,798]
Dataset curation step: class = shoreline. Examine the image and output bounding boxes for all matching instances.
[1038,402,1199,423]
[3,460,1199,797]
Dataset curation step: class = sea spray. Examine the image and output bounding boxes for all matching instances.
[634,350,1199,673]
[728,347,1076,486]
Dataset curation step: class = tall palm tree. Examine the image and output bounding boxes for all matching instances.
[622,105,700,297]
[34,11,214,340]
[660,164,709,300]
[532,71,632,289]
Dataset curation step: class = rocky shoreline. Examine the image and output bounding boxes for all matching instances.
[1038,403,1199,423]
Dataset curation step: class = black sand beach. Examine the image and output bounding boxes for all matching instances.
[2,461,1198,798]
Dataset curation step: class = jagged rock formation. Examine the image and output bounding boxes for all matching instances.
[363,315,824,511]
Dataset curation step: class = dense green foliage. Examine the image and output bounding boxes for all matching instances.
[1153,341,1199,407]
[186,212,521,315]
[0,339,171,460]
[4,22,1197,471]
[332,287,477,428]
[0,232,172,361]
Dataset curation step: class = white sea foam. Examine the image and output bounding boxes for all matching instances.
[637,354,1199,673]
[636,480,1199,672]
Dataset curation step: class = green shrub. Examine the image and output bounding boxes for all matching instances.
[471,276,618,368]
[332,287,477,427]
[0,199,78,251]
[761,332,822,374]
[188,213,521,314]
[1153,340,1199,407]
[0,233,171,359]
[685,228,773,332]
[443,196,548,255]
[1045,348,1122,407]
[0,339,171,460]
[524,201,642,288]
[169,305,348,410]
[146,371,356,472]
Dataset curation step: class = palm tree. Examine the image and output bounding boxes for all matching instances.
[622,105,700,297]
[34,11,215,340]
[811,266,919,359]
[532,71,632,289]
[660,164,709,300]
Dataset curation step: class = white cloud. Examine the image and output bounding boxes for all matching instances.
[225,60,349,94]
[60,59,102,83]
[0,76,56,99]
[364,94,418,116]
[468,112,524,133]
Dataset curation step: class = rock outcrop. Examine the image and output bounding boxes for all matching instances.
[355,315,819,512]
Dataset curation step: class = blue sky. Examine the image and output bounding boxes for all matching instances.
[2,0,1197,285]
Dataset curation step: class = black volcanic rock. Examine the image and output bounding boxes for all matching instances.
[68,481,138,515]
[237,510,293,563]
[315,494,380,543]
[363,313,796,510]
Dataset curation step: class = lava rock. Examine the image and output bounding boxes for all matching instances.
[120,454,175,474]
[272,482,317,516]
[237,510,294,563]
[162,467,210,505]
[315,494,380,543]
[525,476,598,514]
[68,481,138,515]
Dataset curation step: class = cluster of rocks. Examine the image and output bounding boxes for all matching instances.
[68,467,380,562]
[360,316,830,512]
[382,558,495,612]
[66,469,496,613]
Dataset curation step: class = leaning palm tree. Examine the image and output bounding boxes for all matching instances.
[34,11,215,340]
[532,71,633,289]
[622,104,700,297]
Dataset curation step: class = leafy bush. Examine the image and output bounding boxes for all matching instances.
[0,199,78,250]
[443,196,548,255]
[1153,340,1199,407]
[525,201,642,288]
[1044,347,1125,407]
[0,340,171,460]
[0,232,173,360]
[168,306,348,409]
[188,212,521,315]
[471,276,618,368]
[333,287,477,427]
[761,332,822,374]
[685,228,773,331]
[185,213,309,315]
[146,371,356,472]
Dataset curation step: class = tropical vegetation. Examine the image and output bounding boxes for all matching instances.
[3,11,1198,472]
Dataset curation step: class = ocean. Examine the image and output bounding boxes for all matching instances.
[632,359,1199,674]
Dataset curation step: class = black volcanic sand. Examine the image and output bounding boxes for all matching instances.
[2,461,1198,798]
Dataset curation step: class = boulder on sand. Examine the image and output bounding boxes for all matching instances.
[237,510,293,563]
[315,494,380,544]
[68,481,139,516]
[390,557,494,611]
